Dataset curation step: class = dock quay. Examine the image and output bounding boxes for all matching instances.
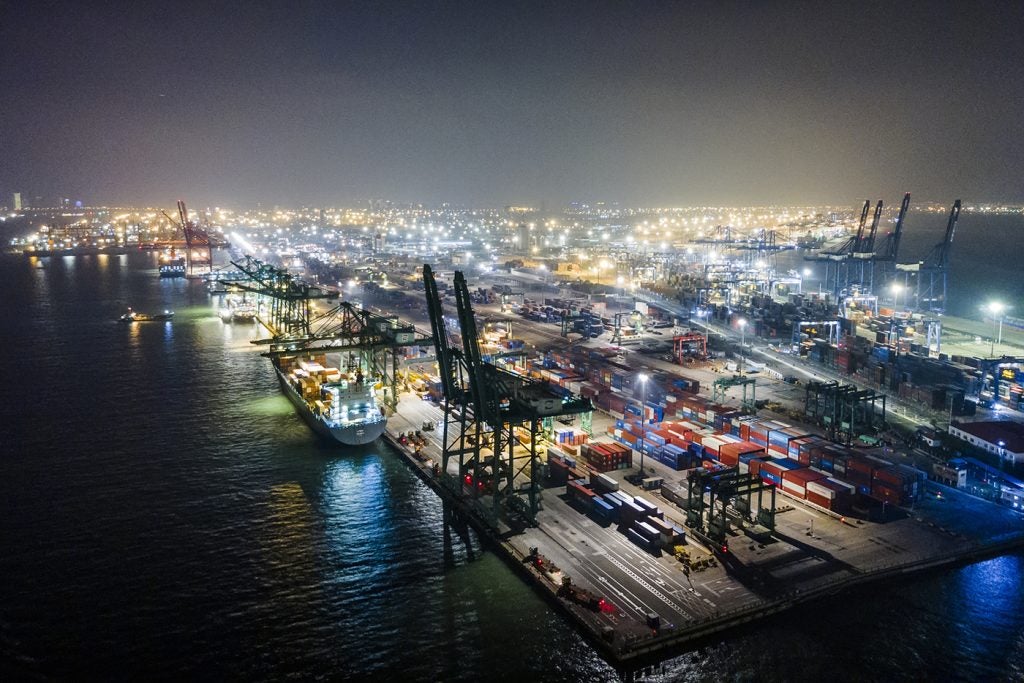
[382,393,1024,664]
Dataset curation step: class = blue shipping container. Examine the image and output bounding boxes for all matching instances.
[592,497,615,522]
[627,528,652,550]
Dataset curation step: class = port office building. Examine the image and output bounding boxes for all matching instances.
[948,420,1024,465]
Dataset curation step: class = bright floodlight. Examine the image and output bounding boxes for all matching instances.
[803,267,812,277]
[738,318,747,328]
[891,282,903,293]
[638,373,649,383]
[988,302,1006,315]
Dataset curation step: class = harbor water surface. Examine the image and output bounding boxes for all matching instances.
[1,251,1021,681]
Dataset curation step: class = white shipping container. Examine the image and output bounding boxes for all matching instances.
[806,480,837,499]
[782,480,804,496]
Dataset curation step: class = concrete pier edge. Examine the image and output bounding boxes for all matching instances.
[381,429,1024,664]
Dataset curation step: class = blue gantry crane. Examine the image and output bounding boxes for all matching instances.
[896,199,961,312]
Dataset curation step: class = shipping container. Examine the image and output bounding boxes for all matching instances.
[635,520,661,542]
[592,496,616,523]
[627,528,657,554]
[590,471,619,494]
[633,496,658,513]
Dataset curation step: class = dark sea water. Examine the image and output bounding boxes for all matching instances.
[1,251,1022,682]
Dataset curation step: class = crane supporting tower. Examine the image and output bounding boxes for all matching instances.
[226,256,431,412]
[896,199,961,313]
[162,200,214,277]
[423,264,592,527]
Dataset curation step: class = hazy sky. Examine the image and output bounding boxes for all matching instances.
[2,1,1022,208]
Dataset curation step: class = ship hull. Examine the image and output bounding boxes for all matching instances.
[274,366,386,446]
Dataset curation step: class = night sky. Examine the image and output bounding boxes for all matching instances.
[2,1,1021,208]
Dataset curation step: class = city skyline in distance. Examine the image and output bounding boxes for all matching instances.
[2,1,1022,208]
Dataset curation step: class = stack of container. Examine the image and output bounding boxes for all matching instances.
[566,479,596,507]
[589,471,619,494]
[652,442,691,470]
[751,457,802,486]
[591,496,616,524]
[870,464,924,505]
[547,450,570,485]
[718,440,765,467]
[553,426,589,447]
[581,442,632,472]
[780,467,828,499]
[805,478,855,511]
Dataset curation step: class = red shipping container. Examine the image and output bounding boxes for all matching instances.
[806,490,833,510]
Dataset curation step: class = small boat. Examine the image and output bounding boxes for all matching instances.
[119,308,175,323]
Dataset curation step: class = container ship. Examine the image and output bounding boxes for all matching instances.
[159,255,187,278]
[218,296,257,323]
[273,352,386,446]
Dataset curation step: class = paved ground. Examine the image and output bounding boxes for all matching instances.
[387,391,1024,646]
[372,282,1024,650]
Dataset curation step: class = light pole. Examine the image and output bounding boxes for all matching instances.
[738,318,747,375]
[986,302,1007,357]
[638,373,649,475]
[696,308,710,353]
[891,281,903,309]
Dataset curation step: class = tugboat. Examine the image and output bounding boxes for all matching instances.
[119,308,175,323]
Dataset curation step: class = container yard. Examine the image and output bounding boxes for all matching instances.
[364,264,1024,664]
[383,391,1024,662]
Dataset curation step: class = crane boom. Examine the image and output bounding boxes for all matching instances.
[936,199,961,267]
[863,200,883,253]
[851,199,870,253]
[422,265,462,403]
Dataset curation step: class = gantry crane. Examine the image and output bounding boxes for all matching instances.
[424,264,592,526]
[685,467,777,545]
[849,200,883,289]
[227,256,431,411]
[818,200,869,296]
[868,192,911,292]
[162,200,214,276]
[896,199,961,312]
[712,374,757,412]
